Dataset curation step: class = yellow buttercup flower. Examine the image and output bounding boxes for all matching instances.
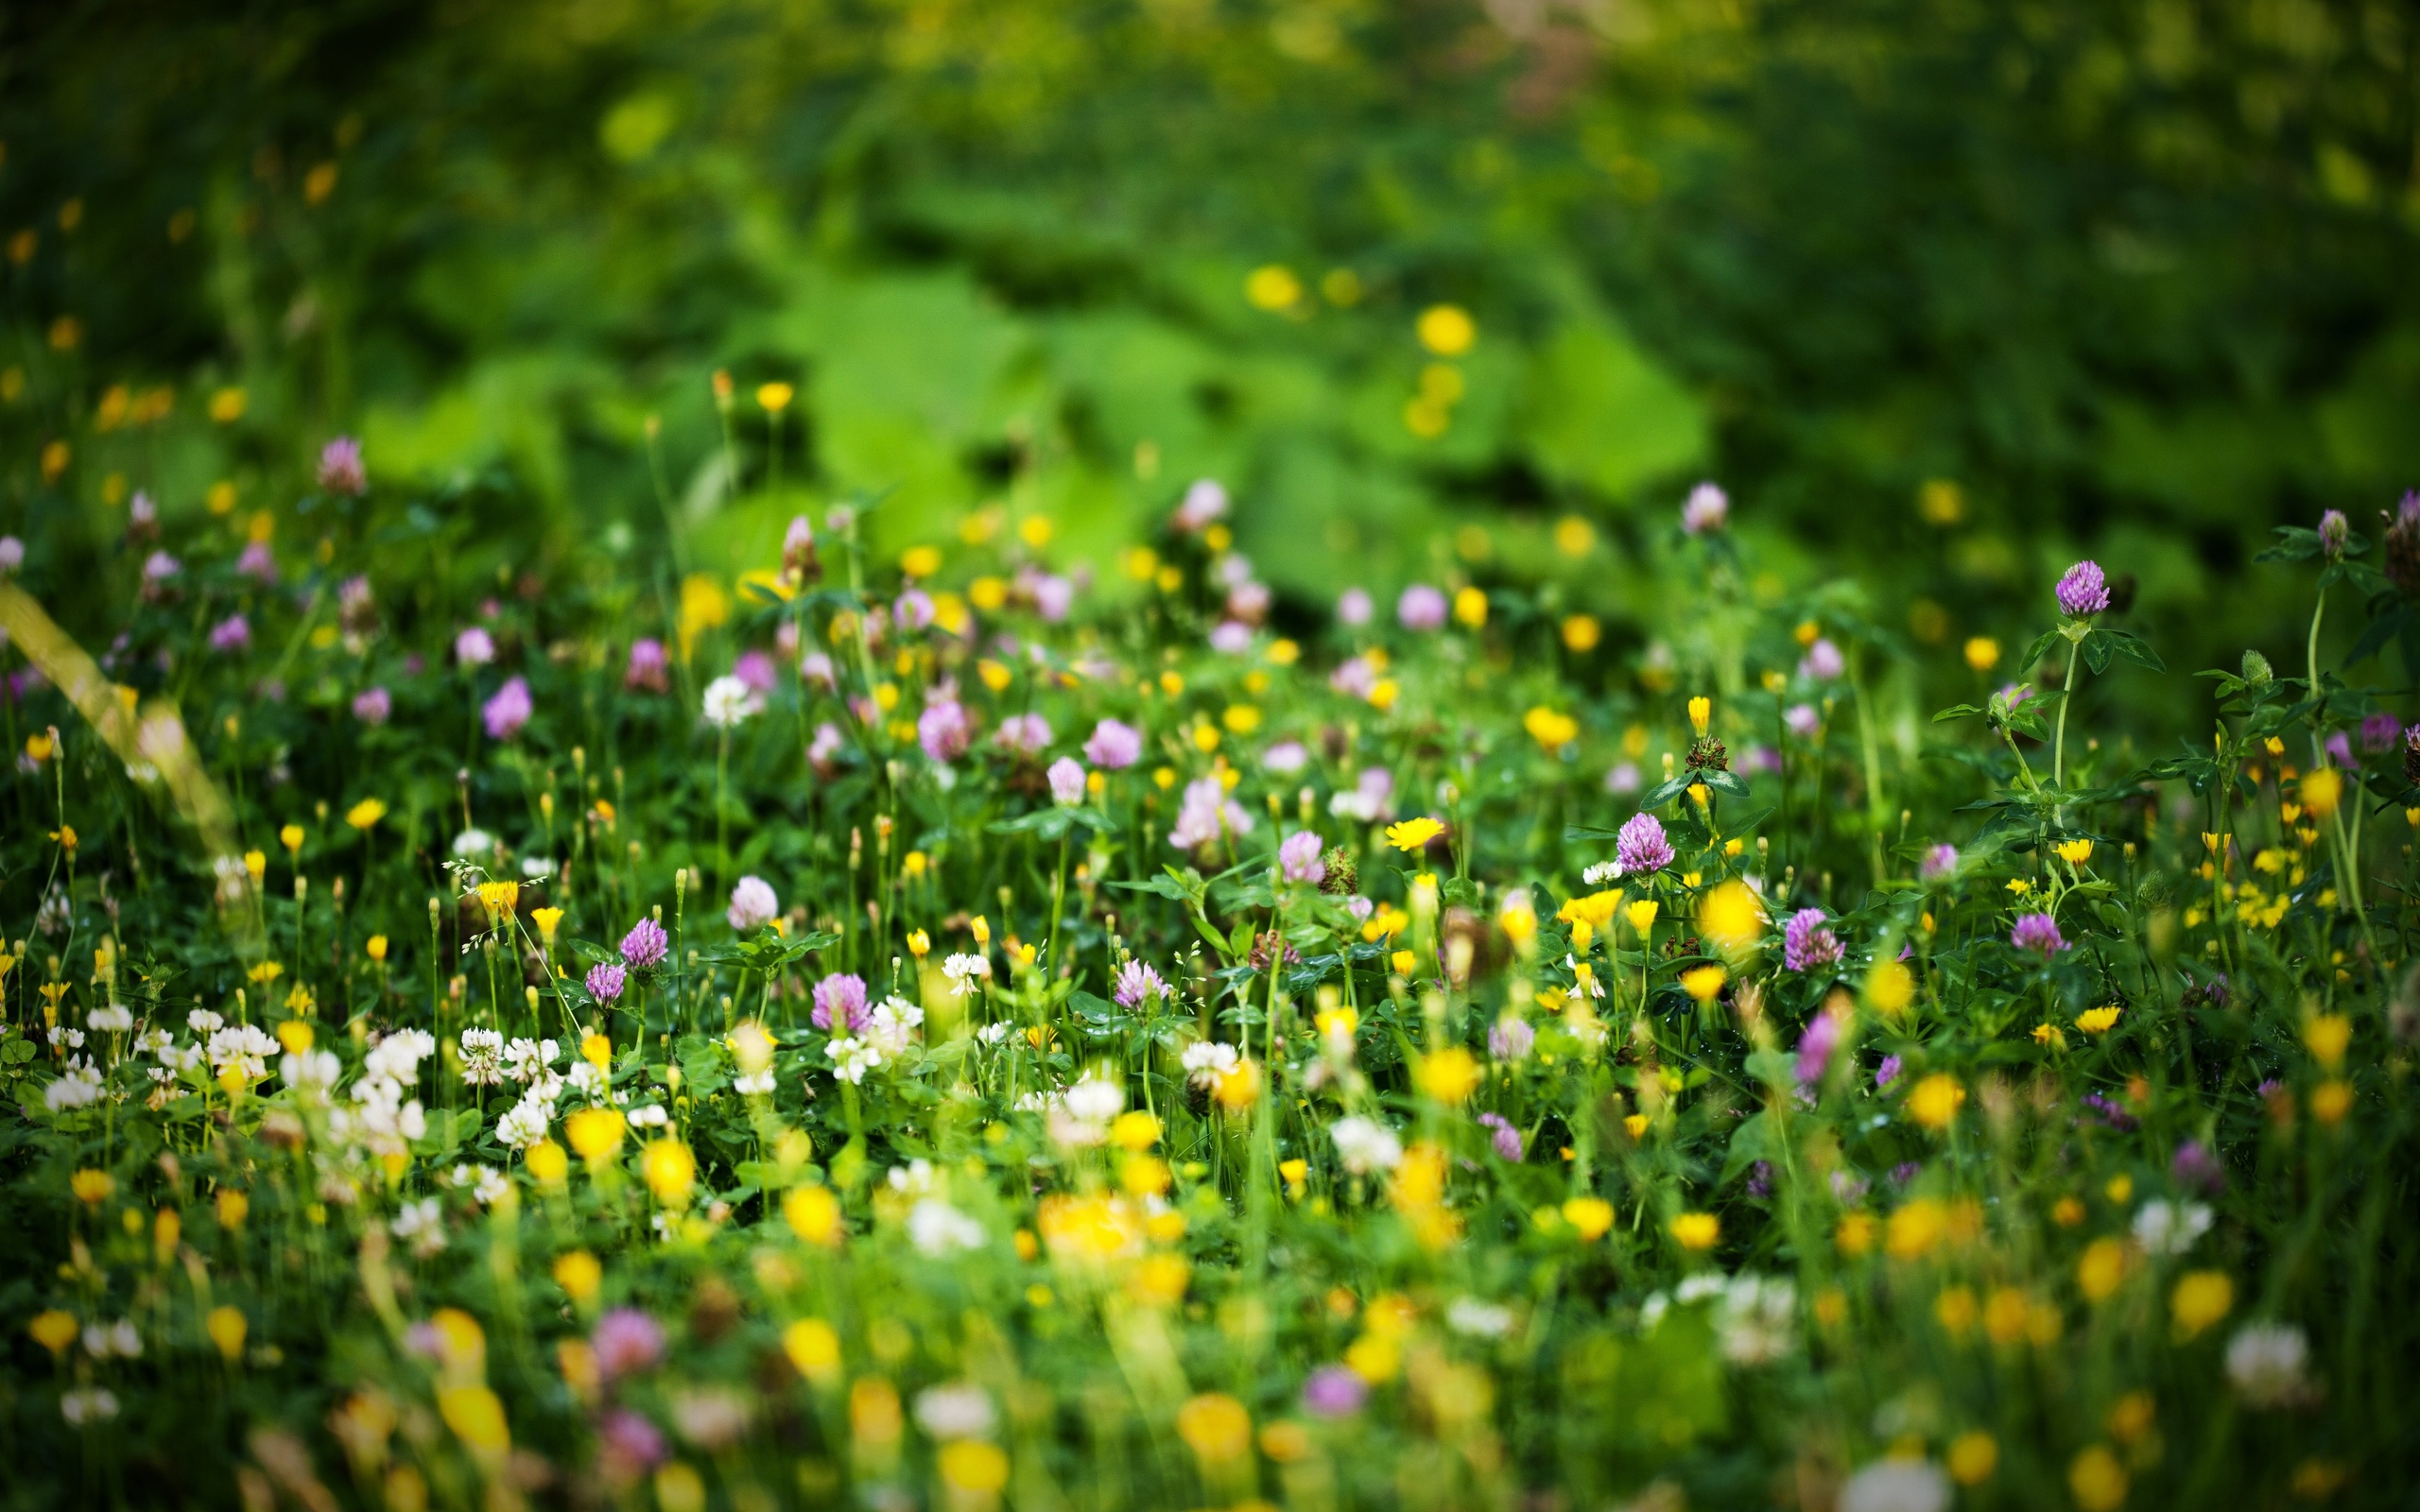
[1963,637,2000,671]
[564,1108,627,1163]
[783,1318,842,1383]
[2075,1005,2121,1035]
[280,823,305,854]
[344,799,387,831]
[2055,837,2093,868]
[1906,1074,1965,1130]
[1669,1211,1720,1250]
[1175,1392,1253,1462]
[552,1250,602,1304]
[2169,1269,2233,1339]
[71,1169,114,1205]
[2302,1012,2351,1071]
[1681,964,1727,1002]
[1386,816,1444,852]
[1562,1196,1614,1241]
[29,1310,78,1355]
[2300,765,2342,819]
[1523,707,1579,749]
[1697,881,1765,955]
[1413,1046,1480,1104]
[642,1139,697,1206]
[207,1305,248,1361]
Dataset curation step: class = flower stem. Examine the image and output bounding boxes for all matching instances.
[2052,636,2083,795]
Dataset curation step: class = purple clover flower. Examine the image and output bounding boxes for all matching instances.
[996,713,1052,756]
[1397,584,1447,631]
[625,639,669,693]
[586,962,627,1005]
[456,627,495,666]
[1783,908,1842,973]
[318,436,366,495]
[1681,482,1729,535]
[1048,757,1087,806]
[621,917,668,971]
[482,676,532,741]
[2172,1140,2226,1194]
[812,973,870,1033]
[209,614,251,653]
[1279,830,1325,884]
[1302,1366,1368,1418]
[591,1309,666,1381]
[1478,1111,1525,1161]
[917,699,971,763]
[1800,639,1844,680]
[1337,587,1373,626]
[2319,508,2349,559]
[2055,559,2110,617]
[1488,1016,1535,1062]
[2360,712,2399,753]
[1875,1055,1903,1090]
[2011,912,2066,954]
[2082,1091,2137,1132]
[1614,812,1673,876]
[352,686,392,726]
[1794,1011,1842,1086]
[1084,718,1142,770]
[1112,959,1167,1009]
[726,875,778,932]
[1920,843,1959,882]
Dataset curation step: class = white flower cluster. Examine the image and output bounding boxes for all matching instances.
[1329,1115,1403,1176]
[1047,1074,1124,1148]
[208,1022,280,1082]
[458,1027,505,1087]
[2132,1199,2213,1256]
[908,1198,986,1256]
[86,1005,133,1033]
[1182,1040,1239,1091]
[327,1029,436,1160]
[1639,1272,1799,1366]
[392,1196,446,1257]
[941,954,992,998]
[827,997,925,1085]
[43,1058,103,1111]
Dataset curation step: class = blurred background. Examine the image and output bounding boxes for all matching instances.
[5,0,2417,734]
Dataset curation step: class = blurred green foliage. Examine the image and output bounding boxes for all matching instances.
[4,0,2417,730]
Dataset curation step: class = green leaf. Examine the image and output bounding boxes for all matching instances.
[1931,703,1985,723]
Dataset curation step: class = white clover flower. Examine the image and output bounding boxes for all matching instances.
[83,1319,141,1359]
[734,1069,776,1095]
[187,1008,225,1036]
[702,674,761,729]
[206,1024,277,1081]
[2132,1199,2212,1257]
[913,1383,997,1441]
[977,1022,1011,1046]
[44,1064,103,1111]
[496,1093,552,1150]
[503,1037,559,1085]
[86,1005,133,1033]
[60,1387,119,1425]
[830,1038,884,1085]
[628,1104,670,1128]
[1715,1275,1797,1366]
[2226,1323,2311,1407]
[282,1049,342,1089]
[942,954,992,998]
[1329,1114,1402,1175]
[458,1027,505,1087]
[1182,1040,1239,1091]
[48,1026,84,1049]
[391,1197,447,1257]
[863,997,923,1056]
[473,1168,510,1206]
[1837,1459,1949,1512]
[1446,1297,1516,1339]
[908,1198,986,1256]
[450,828,496,860]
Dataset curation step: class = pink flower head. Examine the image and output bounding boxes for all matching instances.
[1169,775,1253,850]
[995,713,1052,756]
[1303,1366,1367,1418]
[1784,703,1821,738]
[800,650,837,690]
[895,589,935,632]
[1337,587,1373,627]
[1800,639,1844,680]
[1784,908,1842,973]
[585,962,626,1004]
[812,973,870,1033]
[0,535,24,573]
[456,627,496,667]
[1113,959,1167,1008]
[1209,621,1252,653]
[1279,830,1325,884]
[1264,740,1308,775]
[918,698,971,763]
[591,1309,665,1381]
[1794,1010,1842,1086]
[625,638,669,693]
[1027,572,1074,623]
[2360,712,2398,753]
[1047,756,1087,806]
[782,515,817,578]
[482,676,532,740]
[2325,730,2354,768]
[1397,584,1447,631]
[317,436,366,496]
[1614,812,1672,876]
[2011,911,2066,954]
[734,649,777,696]
[621,917,668,970]
[1478,1109,1525,1160]
[1173,478,1229,531]
[1226,580,1270,623]
[1680,481,1729,535]
[2318,509,2348,559]
[1329,656,1377,698]
[1487,1018,1535,1063]
[209,614,251,653]
[142,550,181,583]
[237,541,278,584]
[726,875,778,933]
[597,1409,666,1483]
[352,686,392,725]
[1920,844,1958,882]
[2055,559,2109,618]
[1084,718,1143,770]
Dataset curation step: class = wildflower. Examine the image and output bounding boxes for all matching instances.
[2133,1199,2212,1256]
[1906,1074,1965,1130]
[1800,638,1844,679]
[701,674,758,729]
[1488,1014,1535,1061]
[1302,1366,1368,1418]
[352,686,391,725]
[1173,478,1229,530]
[1112,959,1167,1009]
[915,1383,996,1442]
[2318,507,2348,558]
[1795,1010,1842,1086]
[1476,1111,1524,1161]
[2300,765,2342,819]
[2225,1322,2311,1407]
[1045,756,1087,807]
[2067,1449,2128,1512]
[482,677,532,740]
[209,613,251,653]
[1963,637,1999,671]
[1414,1046,1480,1103]
[988,712,1052,759]
[2170,1270,2234,1339]
[1278,829,1324,883]
[318,436,366,495]
[1083,718,1142,769]
[456,627,495,666]
[585,962,627,1005]
[1681,964,1727,1002]
[60,1387,120,1425]
[725,875,778,932]
[1669,1211,1720,1250]
[1613,812,1673,875]
[142,550,182,586]
[1176,1393,1252,1463]
[908,1197,987,1255]
[2075,1005,2120,1035]
[942,954,991,998]
[2055,559,2110,617]
[813,973,870,1032]
[1397,584,1447,631]
[1681,481,1729,535]
[918,698,971,762]
[625,639,669,693]
[1329,1114,1402,1175]
[2010,912,2066,954]
[1783,908,1842,973]
[1171,777,1253,850]
[1837,1460,1948,1512]
[591,1308,666,1382]
[0,536,21,574]
[621,917,669,969]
